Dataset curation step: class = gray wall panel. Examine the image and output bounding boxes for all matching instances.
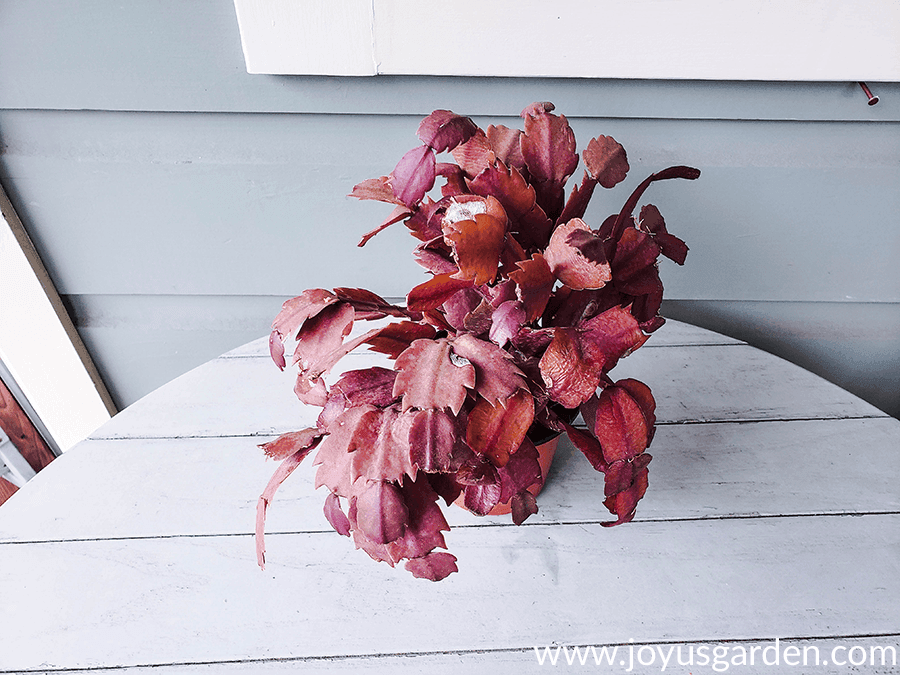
[2,111,897,301]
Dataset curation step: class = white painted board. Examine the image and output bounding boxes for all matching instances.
[234,0,900,81]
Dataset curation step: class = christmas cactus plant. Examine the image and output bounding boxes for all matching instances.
[256,102,699,581]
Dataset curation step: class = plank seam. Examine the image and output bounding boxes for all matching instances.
[3,511,897,546]
[85,413,893,441]
[217,341,748,359]
[1,631,897,673]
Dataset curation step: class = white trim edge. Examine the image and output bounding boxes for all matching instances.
[234,0,900,81]
[0,192,111,452]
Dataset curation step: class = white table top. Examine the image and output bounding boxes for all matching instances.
[1,320,898,674]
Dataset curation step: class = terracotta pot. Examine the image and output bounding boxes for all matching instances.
[455,435,559,516]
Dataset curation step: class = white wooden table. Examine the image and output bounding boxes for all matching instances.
[1,321,898,674]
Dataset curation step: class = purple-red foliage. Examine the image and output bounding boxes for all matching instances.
[257,102,699,580]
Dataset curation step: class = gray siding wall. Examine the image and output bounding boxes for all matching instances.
[1,1,898,417]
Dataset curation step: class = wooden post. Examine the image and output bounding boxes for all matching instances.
[0,376,55,506]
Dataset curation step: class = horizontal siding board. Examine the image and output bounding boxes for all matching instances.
[1,2,898,119]
[1,417,897,543]
[0,516,897,669]
[2,110,897,301]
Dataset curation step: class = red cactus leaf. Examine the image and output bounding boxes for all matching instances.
[466,390,534,467]
[539,327,602,408]
[313,405,373,496]
[457,458,500,486]
[393,338,476,414]
[349,407,417,485]
[389,475,450,561]
[511,326,555,355]
[290,302,356,397]
[317,367,397,430]
[294,376,327,406]
[610,165,700,240]
[291,302,355,368]
[557,171,598,225]
[450,334,528,405]
[469,161,552,248]
[469,161,535,219]
[489,300,527,348]
[334,287,417,320]
[604,454,652,497]
[436,162,468,197]
[463,299,495,335]
[611,227,662,296]
[363,321,438,359]
[405,551,459,581]
[349,176,406,205]
[489,278,518,307]
[451,128,495,178]
[258,428,323,461]
[629,284,665,325]
[539,306,647,408]
[403,198,444,242]
[408,409,458,473]
[354,481,409,544]
[352,475,450,566]
[590,383,652,463]
[357,204,413,247]
[639,204,689,265]
[578,305,649,374]
[544,219,611,290]
[602,458,650,527]
[583,135,629,188]
[426,472,463,506]
[271,289,338,344]
[498,436,542,503]
[256,437,322,569]
[614,378,657,444]
[487,124,527,172]
[406,273,474,312]
[462,482,502,516]
[459,460,502,515]
[417,110,478,153]
[323,492,351,537]
[509,253,555,322]
[563,422,606,472]
[520,105,578,219]
[389,145,436,207]
[444,213,506,285]
[441,287,483,331]
[413,250,457,275]
[511,490,539,525]
[268,331,286,370]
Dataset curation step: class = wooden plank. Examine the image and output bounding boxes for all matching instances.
[0,515,896,670]
[89,341,886,441]
[372,1,900,81]
[0,476,17,507]
[234,0,375,75]
[27,636,897,674]
[2,1,898,120]
[0,374,55,472]
[2,417,898,543]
